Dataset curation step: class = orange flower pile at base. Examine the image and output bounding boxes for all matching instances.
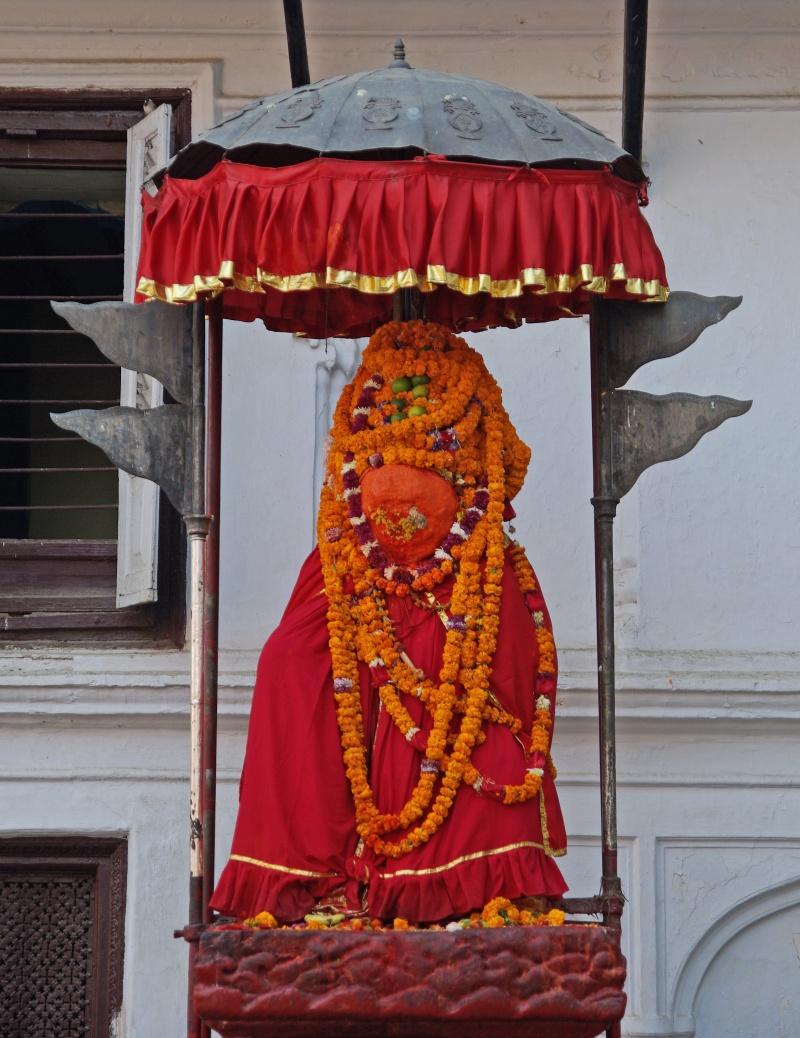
[237,897,567,932]
[242,911,278,929]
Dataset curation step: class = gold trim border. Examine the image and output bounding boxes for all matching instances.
[230,853,340,879]
[138,261,668,305]
[378,839,547,879]
[539,787,567,859]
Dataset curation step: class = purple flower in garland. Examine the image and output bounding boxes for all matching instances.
[472,489,490,511]
[460,508,481,536]
[440,531,463,554]
[366,545,383,567]
[353,521,373,545]
[349,373,384,432]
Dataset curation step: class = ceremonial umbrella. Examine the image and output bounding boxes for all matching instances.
[131,36,670,938]
[135,41,668,337]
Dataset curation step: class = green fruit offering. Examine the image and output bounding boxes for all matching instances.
[304,912,344,927]
[391,397,407,409]
[391,377,413,393]
[411,375,430,386]
[390,412,407,423]
[408,405,426,417]
[411,383,430,399]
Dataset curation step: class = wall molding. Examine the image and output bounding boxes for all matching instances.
[2,683,799,723]
[3,644,800,694]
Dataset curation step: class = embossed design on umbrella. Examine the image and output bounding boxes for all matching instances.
[442,95,483,140]
[277,89,322,127]
[164,47,642,181]
[362,97,401,130]
[510,101,563,141]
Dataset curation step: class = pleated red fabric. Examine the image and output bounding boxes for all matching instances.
[210,548,567,924]
[137,156,668,336]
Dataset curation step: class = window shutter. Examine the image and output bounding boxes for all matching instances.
[117,104,172,607]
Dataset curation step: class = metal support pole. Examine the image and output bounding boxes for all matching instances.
[590,301,623,931]
[392,287,424,321]
[202,295,223,922]
[184,513,209,1038]
[282,0,311,88]
[622,0,649,161]
[185,300,208,1038]
[186,517,209,910]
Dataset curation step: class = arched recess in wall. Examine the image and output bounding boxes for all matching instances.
[670,877,800,1037]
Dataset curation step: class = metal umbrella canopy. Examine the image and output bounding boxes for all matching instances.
[166,40,643,183]
[137,42,666,336]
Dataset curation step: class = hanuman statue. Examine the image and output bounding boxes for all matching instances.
[212,320,567,923]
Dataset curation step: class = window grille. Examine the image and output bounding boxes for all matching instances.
[0,836,127,1038]
[0,196,125,542]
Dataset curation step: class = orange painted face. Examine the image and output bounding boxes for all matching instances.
[361,464,458,566]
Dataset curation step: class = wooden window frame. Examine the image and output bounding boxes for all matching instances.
[0,835,127,1036]
[0,88,190,645]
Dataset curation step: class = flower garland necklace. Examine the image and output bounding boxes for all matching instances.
[355,538,558,807]
[318,320,548,860]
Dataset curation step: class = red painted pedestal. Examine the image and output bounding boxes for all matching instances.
[193,923,626,1037]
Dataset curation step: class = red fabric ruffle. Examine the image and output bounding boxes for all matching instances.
[211,859,343,924]
[137,155,667,337]
[367,840,567,922]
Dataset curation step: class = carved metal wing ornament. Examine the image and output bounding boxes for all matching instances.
[49,301,198,517]
[592,291,751,503]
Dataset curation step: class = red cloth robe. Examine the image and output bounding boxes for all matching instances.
[211,548,567,923]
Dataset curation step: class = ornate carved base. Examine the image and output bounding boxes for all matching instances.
[193,923,626,1038]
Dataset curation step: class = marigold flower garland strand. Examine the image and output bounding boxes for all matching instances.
[318,320,557,860]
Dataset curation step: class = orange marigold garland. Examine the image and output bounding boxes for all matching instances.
[318,320,559,860]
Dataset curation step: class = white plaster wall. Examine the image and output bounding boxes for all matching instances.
[1,3,799,1037]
